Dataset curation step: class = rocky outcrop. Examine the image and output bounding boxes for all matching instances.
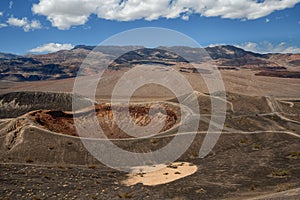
[0,91,94,118]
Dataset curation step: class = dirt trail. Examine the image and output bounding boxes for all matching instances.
[266,96,300,125]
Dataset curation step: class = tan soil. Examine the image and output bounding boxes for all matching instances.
[122,162,198,186]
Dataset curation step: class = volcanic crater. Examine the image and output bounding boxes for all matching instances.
[28,102,182,139]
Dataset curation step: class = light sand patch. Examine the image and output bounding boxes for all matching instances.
[122,162,198,186]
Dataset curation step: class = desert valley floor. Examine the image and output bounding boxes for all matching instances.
[0,46,300,199]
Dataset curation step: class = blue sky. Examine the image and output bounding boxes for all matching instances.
[0,0,300,55]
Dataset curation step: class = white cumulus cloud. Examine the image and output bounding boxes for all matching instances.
[32,0,300,30]
[7,17,41,32]
[237,42,300,54]
[0,23,7,28]
[29,43,74,53]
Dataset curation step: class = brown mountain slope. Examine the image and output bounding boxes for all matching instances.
[1,45,299,82]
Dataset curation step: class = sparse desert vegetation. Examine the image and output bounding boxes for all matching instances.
[0,45,300,199]
[271,170,290,178]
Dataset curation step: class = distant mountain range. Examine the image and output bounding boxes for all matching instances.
[0,45,299,81]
